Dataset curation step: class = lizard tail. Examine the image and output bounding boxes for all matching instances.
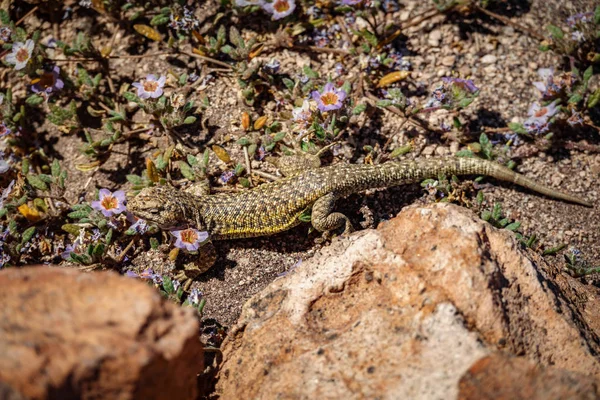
[458,157,592,207]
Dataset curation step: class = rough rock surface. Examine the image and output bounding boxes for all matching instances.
[459,353,600,400]
[0,266,203,400]
[216,203,600,399]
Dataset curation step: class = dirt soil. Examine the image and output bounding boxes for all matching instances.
[9,0,600,330]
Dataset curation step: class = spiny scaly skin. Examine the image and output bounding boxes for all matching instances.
[127,156,592,240]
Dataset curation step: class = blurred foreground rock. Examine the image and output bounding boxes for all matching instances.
[217,203,600,399]
[0,267,203,400]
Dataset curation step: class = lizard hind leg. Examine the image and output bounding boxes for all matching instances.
[311,192,354,238]
[267,153,321,177]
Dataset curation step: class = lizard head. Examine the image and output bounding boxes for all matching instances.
[127,186,195,230]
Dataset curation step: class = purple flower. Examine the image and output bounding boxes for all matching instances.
[442,77,479,93]
[127,268,163,284]
[0,180,14,209]
[130,218,149,234]
[0,252,10,268]
[566,12,593,27]
[257,146,268,160]
[188,288,202,306]
[125,270,139,278]
[0,159,9,174]
[171,228,209,252]
[311,82,347,112]
[132,74,166,99]
[5,40,34,70]
[263,0,296,20]
[567,111,583,127]
[263,59,281,74]
[0,123,11,137]
[532,68,560,99]
[31,66,64,95]
[0,27,11,42]
[571,31,585,42]
[523,101,559,135]
[91,189,127,217]
[340,0,362,5]
[219,170,235,184]
[61,238,83,260]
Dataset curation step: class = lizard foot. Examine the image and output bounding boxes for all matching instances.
[173,241,217,291]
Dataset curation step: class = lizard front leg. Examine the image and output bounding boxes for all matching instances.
[174,240,217,291]
[311,192,354,238]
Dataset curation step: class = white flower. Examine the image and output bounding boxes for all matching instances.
[263,0,296,20]
[5,40,34,70]
[132,74,166,99]
[292,99,312,129]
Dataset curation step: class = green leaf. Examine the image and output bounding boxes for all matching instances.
[150,14,170,26]
[542,243,567,256]
[22,159,30,175]
[163,276,174,294]
[0,9,10,25]
[583,66,593,84]
[546,24,564,39]
[588,88,600,109]
[123,91,141,104]
[26,95,45,106]
[594,6,600,25]
[568,93,582,104]
[481,210,492,221]
[302,65,319,79]
[508,122,527,134]
[492,203,502,221]
[273,132,286,142]
[505,221,521,231]
[68,209,90,219]
[187,154,198,166]
[358,28,378,47]
[21,227,36,244]
[150,237,160,249]
[183,116,197,124]
[177,161,195,180]
[390,145,411,158]
[229,25,241,47]
[27,175,49,191]
[479,133,490,147]
[455,149,474,158]
[282,78,295,91]
[352,104,367,115]
[376,99,394,108]
[33,198,48,212]
[476,190,484,205]
[126,174,144,185]
[38,174,52,184]
[51,159,61,177]
[92,243,105,256]
[105,228,113,245]
[237,137,251,146]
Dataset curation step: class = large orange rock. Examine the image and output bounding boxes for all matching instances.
[0,266,203,400]
[459,353,600,400]
[216,203,600,399]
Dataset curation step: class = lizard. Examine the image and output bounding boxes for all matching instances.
[127,156,592,289]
